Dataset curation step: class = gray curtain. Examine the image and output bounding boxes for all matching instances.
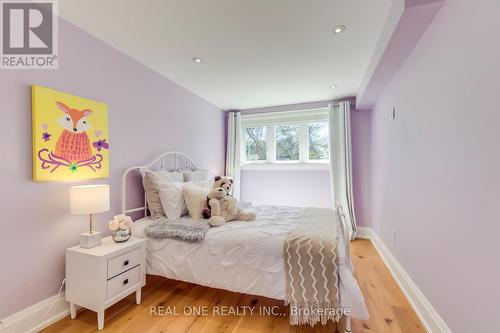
[328,101,357,240]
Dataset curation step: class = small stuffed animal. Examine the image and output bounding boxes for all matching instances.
[203,176,256,227]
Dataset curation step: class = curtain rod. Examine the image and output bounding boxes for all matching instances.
[226,97,355,115]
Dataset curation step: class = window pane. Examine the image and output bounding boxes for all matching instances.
[245,127,267,161]
[309,122,329,160]
[276,125,299,160]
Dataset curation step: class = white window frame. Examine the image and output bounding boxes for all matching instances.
[240,108,329,171]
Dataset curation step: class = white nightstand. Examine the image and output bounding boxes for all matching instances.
[65,236,146,330]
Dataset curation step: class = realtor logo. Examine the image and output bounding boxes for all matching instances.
[1,0,58,69]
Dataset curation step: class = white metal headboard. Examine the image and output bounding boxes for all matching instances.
[121,151,200,216]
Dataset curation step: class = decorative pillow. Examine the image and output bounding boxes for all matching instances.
[191,180,213,189]
[141,169,183,182]
[182,183,210,219]
[143,170,183,219]
[183,169,210,182]
[159,182,187,220]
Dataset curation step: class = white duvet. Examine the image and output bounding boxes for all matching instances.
[131,205,368,320]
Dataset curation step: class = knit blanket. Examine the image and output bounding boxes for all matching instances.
[284,207,340,326]
[144,218,210,242]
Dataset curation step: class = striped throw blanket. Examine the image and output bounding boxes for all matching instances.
[284,207,340,326]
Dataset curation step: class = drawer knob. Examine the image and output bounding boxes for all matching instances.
[123,278,129,285]
[123,260,129,266]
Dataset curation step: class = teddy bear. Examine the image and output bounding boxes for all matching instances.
[203,176,256,227]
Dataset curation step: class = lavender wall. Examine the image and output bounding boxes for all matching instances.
[369,0,500,331]
[241,169,332,208]
[351,109,371,227]
[0,19,224,318]
[240,107,372,226]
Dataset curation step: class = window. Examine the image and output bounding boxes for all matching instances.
[241,108,330,169]
[245,127,266,161]
[308,122,329,160]
[276,125,299,161]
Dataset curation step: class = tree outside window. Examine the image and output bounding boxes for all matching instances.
[309,122,329,160]
[245,127,266,161]
[276,125,299,160]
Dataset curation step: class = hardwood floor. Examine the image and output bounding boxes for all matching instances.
[349,240,424,333]
[42,240,424,333]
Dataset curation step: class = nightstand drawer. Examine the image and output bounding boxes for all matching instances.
[106,265,140,300]
[107,248,140,279]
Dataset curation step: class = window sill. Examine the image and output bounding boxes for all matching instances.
[241,163,330,171]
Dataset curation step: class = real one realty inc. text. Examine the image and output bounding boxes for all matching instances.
[150,305,351,317]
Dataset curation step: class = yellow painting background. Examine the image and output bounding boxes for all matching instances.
[32,85,109,181]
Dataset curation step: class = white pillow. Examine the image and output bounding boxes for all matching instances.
[183,169,210,182]
[141,169,183,182]
[159,182,187,220]
[182,183,209,219]
[142,170,182,220]
[191,180,213,189]
[142,170,184,219]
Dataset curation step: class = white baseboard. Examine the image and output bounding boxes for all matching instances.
[0,292,69,333]
[355,227,451,333]
[355,226,373,240]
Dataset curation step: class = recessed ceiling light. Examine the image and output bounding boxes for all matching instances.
[330,85,338,89]
[240,97,248,101]
[333,25,346,34]
[192,57,203,63]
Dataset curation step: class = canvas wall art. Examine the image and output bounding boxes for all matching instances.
[32,85,109,181]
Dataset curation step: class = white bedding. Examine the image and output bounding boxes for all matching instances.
[131,205,368,320]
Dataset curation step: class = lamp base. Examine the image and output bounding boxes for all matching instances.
[80,231,102,249]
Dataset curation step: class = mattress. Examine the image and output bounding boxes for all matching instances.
[131,205,368,320]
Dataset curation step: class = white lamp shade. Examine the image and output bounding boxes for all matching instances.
[70,185,110,215]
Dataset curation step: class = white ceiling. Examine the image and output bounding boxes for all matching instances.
[59,0,392,110]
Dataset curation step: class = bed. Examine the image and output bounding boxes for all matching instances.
[122,152,368,331]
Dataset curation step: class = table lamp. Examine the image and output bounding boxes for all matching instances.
[70,184,110,248]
